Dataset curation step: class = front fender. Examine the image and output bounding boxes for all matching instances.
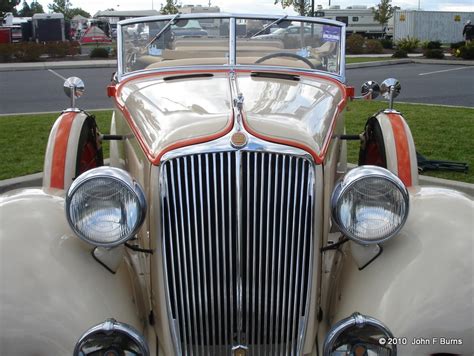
[0,189,143,354]
[331,186,473,354]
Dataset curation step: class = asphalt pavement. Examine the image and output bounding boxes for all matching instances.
[0,60,473,114]
[346,63,474,107]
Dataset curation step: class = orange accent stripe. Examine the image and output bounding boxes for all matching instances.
[387,113,412,187]
[50,112,77,189]
[113,69,347,165]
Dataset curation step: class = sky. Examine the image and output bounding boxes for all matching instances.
[30,0,474,17]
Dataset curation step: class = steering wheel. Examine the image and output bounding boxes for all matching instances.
[255,52,315,69]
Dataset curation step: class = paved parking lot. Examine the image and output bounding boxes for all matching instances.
[0,62,473,114]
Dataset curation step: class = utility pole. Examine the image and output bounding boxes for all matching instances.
[418,0,421,10]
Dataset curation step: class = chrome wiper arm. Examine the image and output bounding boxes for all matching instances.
[146,13,180,48]
[250,14,288,39]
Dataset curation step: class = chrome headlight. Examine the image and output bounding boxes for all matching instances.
[331,166,409,244]
[66,167,146,247]
[73,318,149,356]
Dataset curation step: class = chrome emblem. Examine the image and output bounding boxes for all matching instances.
[232,345,248,356]
[231,132,248,148]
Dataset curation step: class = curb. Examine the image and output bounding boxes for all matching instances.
[1,168,472,196]
[346,59,412,69]
[0,60,117,72]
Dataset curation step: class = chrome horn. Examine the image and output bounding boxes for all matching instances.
[63,76,85,111]
[323,312,397,356]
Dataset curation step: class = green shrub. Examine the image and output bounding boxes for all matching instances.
[426,40,442,49]
[380,38,393,49]
[458,43,474,59]
[396,36,420,52]
[45,41,69,58]
[12,43,44,61]
[392,49,408,58]
[423,48,444,59]
[450,41,465,50]
[90,47,109,58]
[420,40,430,49]
[365,39,383,54]
[346,34,365,54]
[68,41,81,56]
[0,44,13,62]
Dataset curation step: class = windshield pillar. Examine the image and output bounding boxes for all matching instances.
[229,17,236,66]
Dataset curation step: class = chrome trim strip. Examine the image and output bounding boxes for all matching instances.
[196,155,211,352]
[161,164,181,355]
[235,150,244,344]
[212,153,223,346]
[183,157,198,353]
[205,154,217,349]
[175,158,193,355]
[269,153,279,355]
[219,151,229,346]
[189,156,205,354]
[263,153,272,346]
[161,131,313,163]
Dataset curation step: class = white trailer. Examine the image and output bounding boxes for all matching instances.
[314,5,394,37]
[394,10,474,43]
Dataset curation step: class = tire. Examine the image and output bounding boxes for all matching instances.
[358,116,387,167]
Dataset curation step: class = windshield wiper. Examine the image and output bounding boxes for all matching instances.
[250,14,288,39]
[146,13,180,48]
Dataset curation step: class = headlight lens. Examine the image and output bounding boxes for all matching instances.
[331,165,409,244]
[66,167,146,247]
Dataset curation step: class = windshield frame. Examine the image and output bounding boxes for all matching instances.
[117,13,346,82]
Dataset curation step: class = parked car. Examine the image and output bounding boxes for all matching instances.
[1,13,472,356]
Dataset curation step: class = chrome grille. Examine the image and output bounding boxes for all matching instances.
[161,151,314,355]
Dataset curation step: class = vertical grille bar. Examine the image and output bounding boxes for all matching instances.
[196,155,211,354]
[162,151,314,356]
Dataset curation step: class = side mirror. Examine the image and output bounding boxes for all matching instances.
[63,76,85,111]
[361,80,380,100]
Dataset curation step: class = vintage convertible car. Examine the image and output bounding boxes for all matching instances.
[1,13,472,356]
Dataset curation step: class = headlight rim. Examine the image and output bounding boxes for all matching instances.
[73,318,150,356]
[65,167,147,247]
[331,165,409,245]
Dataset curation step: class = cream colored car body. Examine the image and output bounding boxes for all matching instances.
[1,13,473,356]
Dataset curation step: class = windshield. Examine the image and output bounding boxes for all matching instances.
[119,14,344,79]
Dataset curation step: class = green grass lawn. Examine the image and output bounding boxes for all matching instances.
[0,103,473,183]
[344,101,474,183]
[346,57,395,64]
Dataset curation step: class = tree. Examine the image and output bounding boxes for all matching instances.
[160,0,179,15]
[1,0,20,17]
[18,0,29,16]
[274,0,312,16]
[18,1,43,16]
[30,0,43,14]
[373,0,394,28]
[48,0,90,20]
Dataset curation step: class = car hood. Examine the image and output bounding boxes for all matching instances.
[115,70,346,164]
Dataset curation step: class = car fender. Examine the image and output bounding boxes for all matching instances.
[0,188,144,354]
[330,186,473,354]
